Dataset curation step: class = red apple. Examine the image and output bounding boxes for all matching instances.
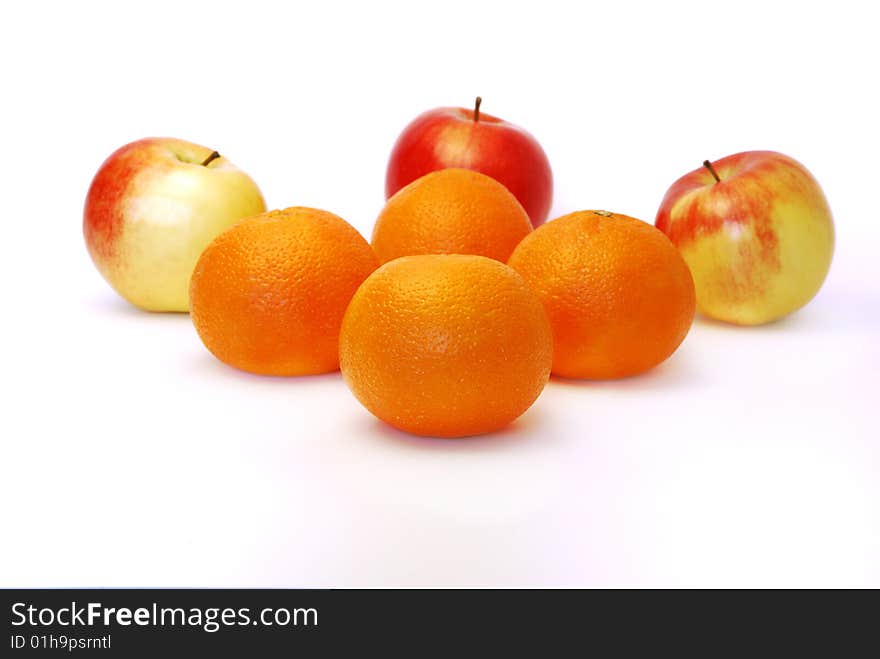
[84,137,266,312]
[385,97,553,226]
[655,151,834,325]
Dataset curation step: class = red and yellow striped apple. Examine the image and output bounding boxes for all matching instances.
[385,97,553,226]
[84,137,266,312]
[655,151,834,325]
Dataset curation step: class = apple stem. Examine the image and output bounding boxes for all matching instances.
[474,96,482,122]
[201,151,221,167]
[703,159,721,183]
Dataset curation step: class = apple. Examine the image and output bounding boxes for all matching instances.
[84,137,266,311]
[655,151,834,325]
[385,97,553,226]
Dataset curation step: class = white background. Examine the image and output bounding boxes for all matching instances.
[1,0,878,587]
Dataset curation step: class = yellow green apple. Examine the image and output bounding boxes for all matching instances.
[655,151,834,325]
[83,137,266,311]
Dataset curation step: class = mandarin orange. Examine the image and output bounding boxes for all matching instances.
[190,207,378,376]
[371,168,532,264]
[508,210,695,379]
[339,254,552,437]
